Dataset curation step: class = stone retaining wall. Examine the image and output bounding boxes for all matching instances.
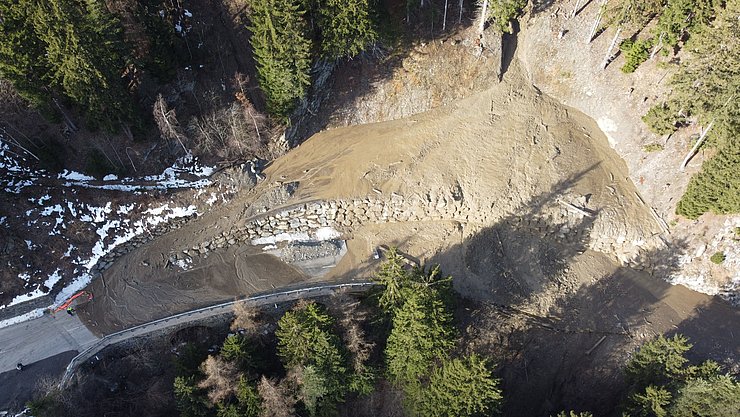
[189,192,660,267]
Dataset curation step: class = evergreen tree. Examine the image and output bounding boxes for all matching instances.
[373,247,413,315]
[652,0,717,48]
[174,376,213,417]
[275,302,348,415]
[385,288,455,386]
[625,334,691,389]
[221,334,257,371]
[641,101,687,135]
[676,139,740,219]
[235,375,262,417]
[248,0,312,118]
[314,0,377,58]
[0,1,49,109]
[664,0,740,218]
[415,354,503,417]
[621,334,740,417]
[0,0,134,130]
[482,0,527,33]
[668,375,740,417]
[620,38,652,73]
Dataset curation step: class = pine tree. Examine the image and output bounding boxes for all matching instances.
[0,1,49,109]
[482,0,527,33]
[248,0,312,118]
[373,247,412,315]
[625,334,691,389]
[668,375,740,417]
[665,0,740,218]
[676,141,740,219]
[314,0,377,58]
[621,334,740,417]
[385,286,455,386]
[415,354,503,417]
[620,38,652,73]
[652,0,717,48]
[0,0,134,130]
[631,385,672,417]
[275,302,349,415]
[173,376,213,417]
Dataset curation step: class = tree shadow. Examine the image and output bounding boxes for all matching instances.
[401,172,738,416]
[531,0,556,15]
[285,0,501,145]
[499,19,520,81]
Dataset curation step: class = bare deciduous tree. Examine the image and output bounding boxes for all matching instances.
[231,301,261,333]
[329,292,375,371]
[257,376,297,417]
[153,94,187,152]
[198,355,239,403]
[187,88,266,160]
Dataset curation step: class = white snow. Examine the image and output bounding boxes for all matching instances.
[58,170,95,181]
[7,288,45,306]
[314,227,341,240]
[0,308,45,328]
[174,258,193,270]
[0,137,220,327]
[252,232,311,246]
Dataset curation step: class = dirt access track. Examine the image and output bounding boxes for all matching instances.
[77,61,738,413]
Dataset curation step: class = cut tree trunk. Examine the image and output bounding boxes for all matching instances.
[588,0,608,43]
[601,27,622,69]
[681,120,714,171]
[443,0,448,31]
[478,0,489,33]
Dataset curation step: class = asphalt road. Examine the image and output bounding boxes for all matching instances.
[0,280,374,414]
[0,310,98,374]
[0,350,77,412]
[61,281,374,385]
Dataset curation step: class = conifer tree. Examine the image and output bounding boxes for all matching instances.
[275,302,349,415]
[314,0,377,58]
[248,0,312,118]
[0,0,133,130]
[481,0,527,33]
[385,288,455,386]
[622,334,740,417]
[0,1,48,109]
[665,0,740,218]
[414,354,503,417]
[652,0,717,48]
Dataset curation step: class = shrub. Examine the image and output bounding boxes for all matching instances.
[642,102,687,135]
[709,252,726,264]
[620,38,652,73]
[643,143,664,152]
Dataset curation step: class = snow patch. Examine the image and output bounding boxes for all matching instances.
[174,257,193,270]
[252,232,311,246]
[0,308,45,328]
[58,170,95,181]
[314,227,341,240]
